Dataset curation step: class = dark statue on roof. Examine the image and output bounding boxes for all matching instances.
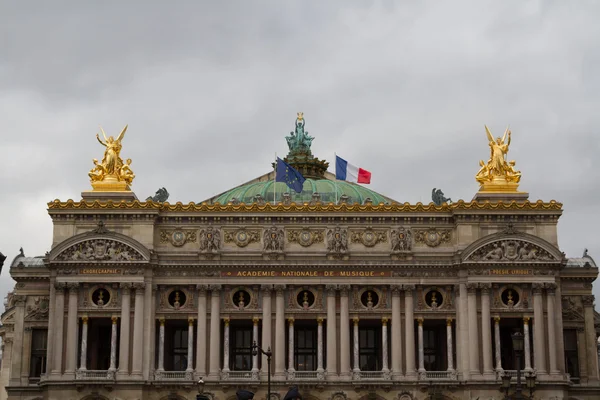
[432,188,452,206]
[0,252,6,270]
[147,187,169,203]
[286,112,314,156]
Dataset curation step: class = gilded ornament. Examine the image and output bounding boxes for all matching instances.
[288,228,324,247]
[89,125,135,191]
[475,125,522,192]
[223,228,260,247]
[160,228,197,247]
[414,228,451,247]
[350,227,387,247]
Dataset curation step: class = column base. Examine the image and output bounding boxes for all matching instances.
[273,371,286,381]
[326,372,339,381]
[482,371,496,380]
[62,371,76,380]
[339,371,352,381]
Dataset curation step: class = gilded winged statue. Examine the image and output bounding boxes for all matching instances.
[89,125,135,188]
[475,125,521,184]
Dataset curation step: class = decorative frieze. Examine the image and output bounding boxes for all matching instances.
[56,239,145,262]
[160,228,197,247]
[287,228,324,247]
[414,228,452,247]
[326,227,348,258]
[199,227,221,254]
[350,227,387,247]
[224,228,260,248]
[390,227,413,252]
[467,240,556,262]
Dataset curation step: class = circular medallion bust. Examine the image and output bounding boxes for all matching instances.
[233,289,251,309]
[501,288,519,307]
[425,289,443,309]
[92,288,110,307]
[168,290,187,309]
[360,290,379,308]
[297,290,315,309]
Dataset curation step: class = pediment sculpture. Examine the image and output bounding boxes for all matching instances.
[56,239,145,262]
[466,239,556,262]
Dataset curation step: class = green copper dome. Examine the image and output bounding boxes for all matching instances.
[211,179,390,205]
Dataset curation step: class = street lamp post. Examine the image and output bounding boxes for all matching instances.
[196,377,211,400]
[252,340,272,400]
[501,331,535,400]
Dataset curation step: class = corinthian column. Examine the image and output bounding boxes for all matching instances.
[261,285,272,377]
[391,285,402,378]
[51,282,66,376]
[382,318,389,375]
[64,282,79,378]
[546,284,559,375]
[187,318,194,376]
[467,283,480,375]
[532,283,546,374]
[131,283,145,378]
[326,285,337,379]
[447,318,454,371]
[196,285,208,377]
[404,285,416,378]
[252,317,260,375]
[353,318,360,374]
[157,318,165,371]
[288,318,295,376]
[208,285,221,379]
[583,295,599,381]
[494,317,502,372]
[523,317,532,371]
[118,283,131,377]
[222,318,230,375]
[79,316,88,371]
[274,285,286,379]
[458,282,470,380]
[480,283,494,379]
[417,318,425,374]
[339,285,351,379]
[109,316,118,375]
[317,317,324,374]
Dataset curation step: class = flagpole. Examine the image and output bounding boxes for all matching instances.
[274,152,277,205]
[334,152,338,205]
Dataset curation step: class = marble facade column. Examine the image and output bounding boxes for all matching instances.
[352,318,360,376]
[109,316,118,376]
[404,285,416,377]
[326,285,337,379]
[187,317,194,376]
[131,282,145,377]
[288,318,295,376]
[583,295,599,381]
[390,285,402,378]
[458,282,470,380]
[339,285,351,379]
[447,318,454,372]
[252,317,260,376]
[222,318,230,376]
[118,283,131,377]
[467,283,480,375]
[523,317,532,371]
[261,285,272,376]
[494,317,502,372]
[64,282,79,378]
[417,318,425,375]
[9,295,25,386]
[532,283,546,374]
[196,285,208,377]
[317,317,324,375]
[480,283,494,379]
[45,278,56,378]
[79,316,89,371]
[157,318,165,371]
[381,318,389,375]
[545,284,559,375]
[51,283,66,375]
[208,285,221,379]
[142,279,153,380]
[274,285,286,379]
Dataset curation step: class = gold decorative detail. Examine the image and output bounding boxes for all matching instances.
[111,316,118,324]
[390,227,412,252]
[252,317,260,325]
[174,291,181,309]
[89,125,134,191]
[224,228,260,247]
[297,112,304,121]
[414,229,451,247]
[288,228,324,247]
[317,317,324,325]
[446,318,453,326]
[160,229,197,247]
[381,317,388,326]
[507,290,514,306]
[48,199,564,213]
[475,125,522,192]
[353,317,359,326]
[159,318,165,326]
[223,318,230,327]
[82,316,89,324]
[523,316,530,324]
[417,318,424,326]
[188,317,194,326]
[350,227,387,247]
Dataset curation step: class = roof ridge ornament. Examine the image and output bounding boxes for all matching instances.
[280,113,329,179]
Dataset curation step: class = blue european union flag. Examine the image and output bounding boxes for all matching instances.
[276,158,306,193]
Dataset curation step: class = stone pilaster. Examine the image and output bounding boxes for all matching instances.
[404,285,416,377]
[45,277,56,378]
[118,283,131,377]
[287,318,295,376]
[417,318,425,374]
[274,284,286,379]
[494,317,502,372]
[131,282,145,378]
[64,283,79,378]
[142,278,153,380]
[339,284,351,380]
[447,318,454,372]
[9,295,25,385]
[196,284,208,377]
[532,283,546,374]
[222,317,230,376]
[381,317,389,374]
[583,295,599,381]
[545,284,559,375]
[157,318,165,371]
[390,285,402,378]
[51,282,66,376]
[109,316,118,375]
[352,317,360,375]
[467,283,480,375]
[480,283,494,379]
[79,316,89,371]
[187,318,194,376]
[317,317,324,374]
[208,285,221,379]
[252,317,260,376]
[458,282,470,380]
[261,284,272,377]
[326,284,337,379]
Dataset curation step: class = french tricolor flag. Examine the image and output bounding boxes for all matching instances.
[335,155,372,184]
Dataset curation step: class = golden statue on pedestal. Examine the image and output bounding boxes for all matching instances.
[475,125,521,192]
[88,125,135,191]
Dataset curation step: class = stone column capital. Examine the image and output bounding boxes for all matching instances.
[119,282,132,293]
[111,316,118,324]
[132,282,145,293]
[523,316,530,324]
[317,317,324,325]
[82,316,89,324]
[67,282,79,293]
[494,316,501,323]
[274,284,286,295]
[159,317,165,326]
[582,295,595,307]
[210,284,222,293]
[288,317,294,325]
[480,283,492,293]
[390,285,402,295]
[325,284,337,296]
[196,284,209,294]
[403,284,415,293]
[353,317,359,326]
[446,318,453,326]
[339,284,351,296]
[252,317,260,325]
[466,283,478,293]
[223,317,230,326]
[55,282,67,291]
[260,284,272,294]
[381,317,388,326]
[417,317,424,326]
[545,283,557,295]
[532,283,544,294]
[188,317,194,326]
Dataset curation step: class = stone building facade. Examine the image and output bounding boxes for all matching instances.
[1,119,599,400]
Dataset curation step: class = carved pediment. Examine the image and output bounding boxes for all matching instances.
[465,239,558,262]
[55,239,146,262]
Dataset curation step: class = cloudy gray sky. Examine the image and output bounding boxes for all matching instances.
[1,1,599,306]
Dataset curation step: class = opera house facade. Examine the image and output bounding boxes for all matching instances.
[0,116,599,400]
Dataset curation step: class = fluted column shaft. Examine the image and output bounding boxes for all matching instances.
[157,318,165,371]
[208,286,221,378]
[65,283,79,377]
[353,318,360,372]
[79,316,88,370]
[274,285,286,379]
[382,318,389,372]
[405,286,416,376]
[222,318,230,374]
[532,284,546,373]
[494,317,502,372]
[317,318,324,372]
[546,285,559,374]
[326,286,337,378]
[458,283,470,380]
[583,295,599,381]
[523,317,532,370]
[467,284,480,374]
[417,318,425,372]
[131,283,145,377]
[391,287,402,377]
[109,316,118,371]
[196,286,208,376]
[288,318,295,373]
[339,286,351,379]
[52,284,66,375]
[261,286,272,375]
[481,285,493,378]
[118,284,131,376]
[252,317,260,373]
[187,318,194,372]
[447,318,454,371]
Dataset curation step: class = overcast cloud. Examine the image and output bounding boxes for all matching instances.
[1,1,599,308]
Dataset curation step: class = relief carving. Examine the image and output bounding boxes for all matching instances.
[25,297,49,321]
[350,227,387,247]
[390,227,413,252]
[224,228,260,248]
[160,228,197,247]
[287,228,324,247]
[327,227,348,258]
[56,239,145,261]
[414,228,451,247]
[199,227,221,254]
[263,226,285,253]
[467,239,556,262]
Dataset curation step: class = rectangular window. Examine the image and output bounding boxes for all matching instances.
[30,329,48,378]
[359,327,381,371]
[172,328,188,371]
[564,329,580,382]
[231,326,253,370]
[295,326,317,371]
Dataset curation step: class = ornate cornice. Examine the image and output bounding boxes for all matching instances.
[48,199,563,213]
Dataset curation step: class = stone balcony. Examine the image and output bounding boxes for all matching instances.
[75,369,116,381]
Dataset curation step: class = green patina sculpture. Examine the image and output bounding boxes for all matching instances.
[286,112,314,156]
